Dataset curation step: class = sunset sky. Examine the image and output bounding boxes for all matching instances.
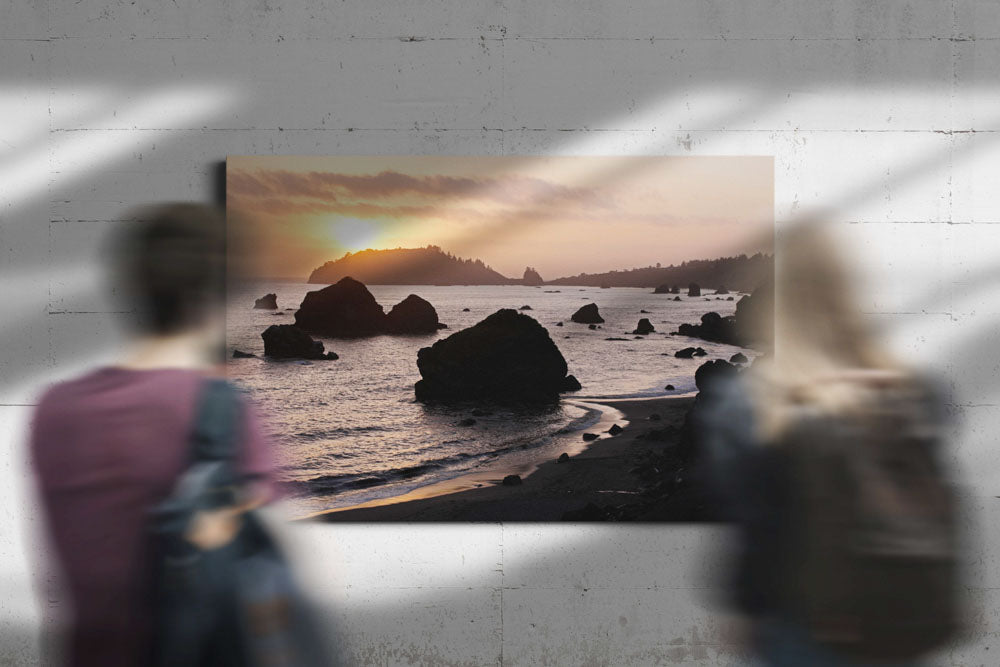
[227,155,774,281]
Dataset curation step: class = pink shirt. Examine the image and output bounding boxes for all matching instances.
[30,367,276,666]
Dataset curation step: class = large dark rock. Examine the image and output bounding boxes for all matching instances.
[688,283,701,297]
[714,286,730,295]
[294,276,387,337]
[385,294,441,334]
[571,303,604,324]
[261,324,338,360]
[254,293,278,310]
[414,309,579,403]
[730,352,749,364]
[633,318,655,335]
[653,284,671,294]
[677,311,738,345]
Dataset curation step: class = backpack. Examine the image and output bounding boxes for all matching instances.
[148,378,334,667]
[779,376,962,661]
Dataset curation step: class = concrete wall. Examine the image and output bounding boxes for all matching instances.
[2,1,998,664]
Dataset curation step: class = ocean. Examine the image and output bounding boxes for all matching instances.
[226,282,750,515]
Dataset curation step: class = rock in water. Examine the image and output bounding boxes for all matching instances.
[557,453,570,463]
[414,309,579,402]
[254,293,278,310]
[688,283,701,297]
[673,296,681,301]
[232,349,256,358]
[633,318,655,335]
[294,276,387,337]
[385,294,441,334]
[261,324,338,360]
[730,352,749,364]
[502,474,522,486]
[675,347,697,359]
[715,286,730,295]
[677,311,738,345]
[608,424,623,435]
[571,303,604,324]
[664,384,675,391]
[519,305,533,310]
[582,433,599,441]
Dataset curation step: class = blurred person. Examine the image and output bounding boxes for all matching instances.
[29,204,329,666]
[698,222,964,666]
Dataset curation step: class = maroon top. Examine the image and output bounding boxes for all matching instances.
[30,367,276,667]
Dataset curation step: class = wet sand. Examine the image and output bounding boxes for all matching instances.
[310,394,695,522]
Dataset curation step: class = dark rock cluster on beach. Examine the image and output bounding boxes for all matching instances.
[413,308,581,403]
[673,280,773,348]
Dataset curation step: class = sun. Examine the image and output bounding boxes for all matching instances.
[331,217,381,251]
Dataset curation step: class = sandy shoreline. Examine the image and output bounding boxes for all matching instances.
[308,394,697,522]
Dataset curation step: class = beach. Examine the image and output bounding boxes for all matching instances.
[311,394,698,522]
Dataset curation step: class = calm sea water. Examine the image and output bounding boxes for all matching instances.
[226,282,750,514]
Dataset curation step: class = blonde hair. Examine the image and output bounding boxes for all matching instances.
[746,222,906,442]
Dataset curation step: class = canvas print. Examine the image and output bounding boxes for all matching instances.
[226,156,773,521]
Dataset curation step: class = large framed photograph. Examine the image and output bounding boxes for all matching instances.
[226,156,773,521]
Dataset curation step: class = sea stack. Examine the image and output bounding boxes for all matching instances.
[261,324,338,360]
[633,318,655,335]
[571,303,605,324]
[384,294,441,334]
[688,283,701,297]
[254,293,278,310]
[294,276,388,337]
[414,309,580,402]
[522,267,544,286]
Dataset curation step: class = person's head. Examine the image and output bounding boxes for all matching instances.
[746,220,903,438]
[108,203,227,352]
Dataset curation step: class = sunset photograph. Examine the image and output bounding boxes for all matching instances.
[225,155,774,521]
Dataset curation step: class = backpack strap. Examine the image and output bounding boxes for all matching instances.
[178,378,245,510]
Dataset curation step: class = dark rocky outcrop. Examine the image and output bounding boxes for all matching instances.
[688,283,701,297]
[385,294,441,334]
[232,349,256,358]
[640,309,650,313]
[653,284,671,294]
[502,474,522,486]
[694,359,738,394]
[555,321,563,327]
[633,318,655,335]
[295,277,387,337]
[261,325,338,360]
[557,453,570,463]
[608,424,623,436]
[254,293,278,310]
[664,384,675,390]
[462,307,471,312]
[571,303,604,324]
[519,305,533,310]
[582,433,599,441]
[674,347,706,359]
[714,286,730,295]
[730,352,749,364]
[522,267,544,286]
[676,311,737,345]
[673,296,681,302]
[414,309,579,403]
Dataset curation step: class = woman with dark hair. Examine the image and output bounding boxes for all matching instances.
[29,204,277,666]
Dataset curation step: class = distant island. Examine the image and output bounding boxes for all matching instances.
[545,252,772,292]
[306,246,772,291]
[308,246,517,285]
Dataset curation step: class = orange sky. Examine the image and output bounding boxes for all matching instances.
[227,155,774,281]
